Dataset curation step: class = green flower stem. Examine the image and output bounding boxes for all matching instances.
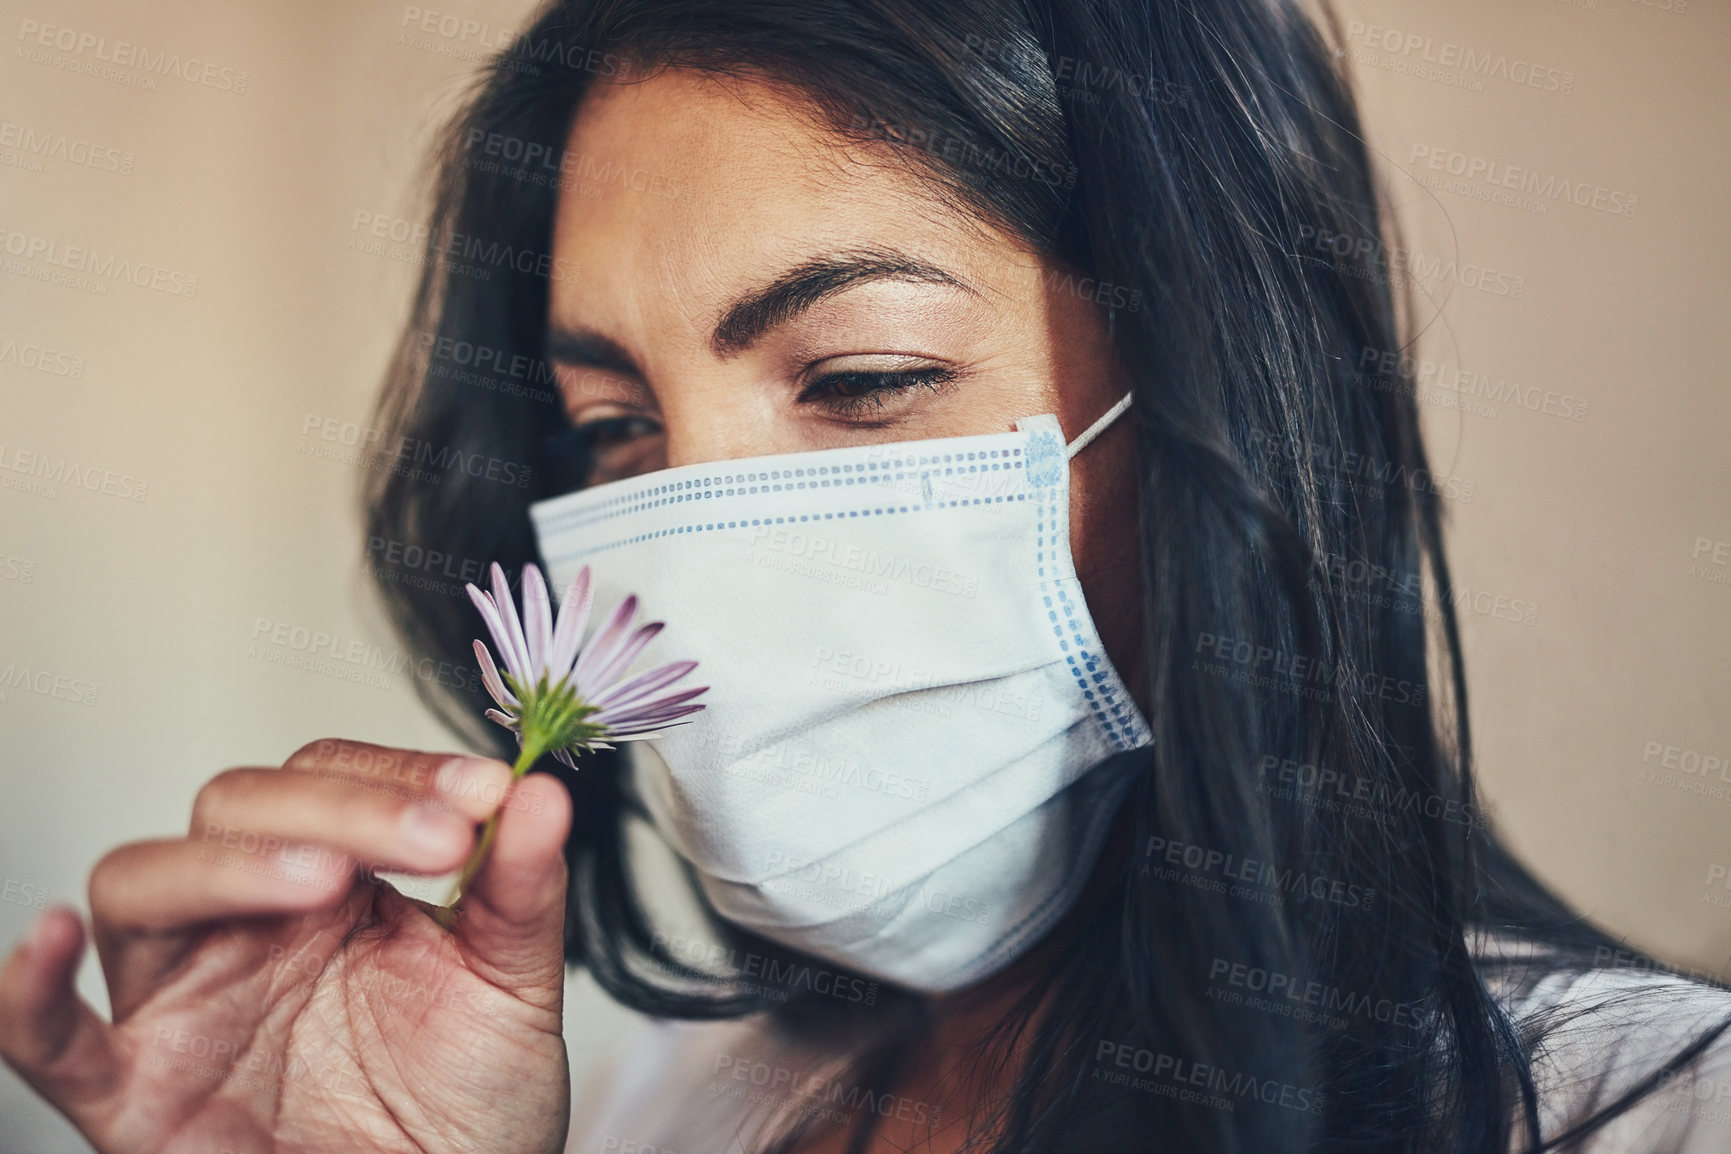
[434,735,547,929]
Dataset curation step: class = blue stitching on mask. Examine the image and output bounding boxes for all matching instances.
[1024,429,1063,487]
[1033,477,1144,751]
[562,492,1032,553]
[539,456,1029,539]
[537,449,1026,532]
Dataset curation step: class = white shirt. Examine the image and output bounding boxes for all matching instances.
[564,957,1731,1153]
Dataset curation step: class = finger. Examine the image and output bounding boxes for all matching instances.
[89,837,359,1019]
[190,767,486,876]
[281,739,511,819]
[0,907,125,1129]
[455,774,572,1006]
[90,837,354,938]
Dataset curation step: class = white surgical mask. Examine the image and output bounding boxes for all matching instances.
[529,393,1151,993]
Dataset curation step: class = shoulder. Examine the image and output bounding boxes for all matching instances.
[1483,951,1731,1153]
[565,1010,843,1154]
[567,1013,762,1154]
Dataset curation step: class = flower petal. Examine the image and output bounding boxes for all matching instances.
[573,594,639,694]
[603,704,706,737]
[490,563,534,681]
[548,566,594,684]
[522,564,553,678]
[584,621,665,695]
[552,746,579,770]
[599,696,706,732]
[595,685,707,727]
[590,659,699,710]
[484,707,520,729]
[467,584,528,683]
[473,639,519,708]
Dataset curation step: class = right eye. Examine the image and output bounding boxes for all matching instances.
[573,414,662,448]
[545,413,666,488]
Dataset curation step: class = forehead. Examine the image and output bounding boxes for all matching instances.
[547,67,1023,334]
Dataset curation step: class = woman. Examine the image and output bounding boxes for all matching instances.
[3,0,1729,1150]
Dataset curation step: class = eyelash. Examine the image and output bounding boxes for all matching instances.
[560,367,957,454]
[543,416,656,473]
[796,367,957,421]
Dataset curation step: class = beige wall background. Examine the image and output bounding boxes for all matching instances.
[0,0,1724,1149]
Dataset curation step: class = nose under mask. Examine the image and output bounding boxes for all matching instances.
[530,391,1150,993]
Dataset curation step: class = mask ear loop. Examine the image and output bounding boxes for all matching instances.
[1064,391,1134,459]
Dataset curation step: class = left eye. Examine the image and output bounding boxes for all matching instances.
[797,367,956,420]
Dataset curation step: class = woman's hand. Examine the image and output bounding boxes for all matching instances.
[0,739,574,1154]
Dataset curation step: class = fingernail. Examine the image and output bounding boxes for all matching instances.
[434,757,511,807]
[400,802,470,858]
[21,908,55,954]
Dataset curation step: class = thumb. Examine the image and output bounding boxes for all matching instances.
[454,772,572,1006]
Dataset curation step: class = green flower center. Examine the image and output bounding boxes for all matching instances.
[502,672,610,766]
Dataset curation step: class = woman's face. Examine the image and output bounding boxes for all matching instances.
[546,67,1147,707]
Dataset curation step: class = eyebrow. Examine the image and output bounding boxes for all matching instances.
[544,247,977,374]
[709,248,977,358]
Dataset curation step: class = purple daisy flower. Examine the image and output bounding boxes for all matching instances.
[466,561,707,767]
[437,561,705,926]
